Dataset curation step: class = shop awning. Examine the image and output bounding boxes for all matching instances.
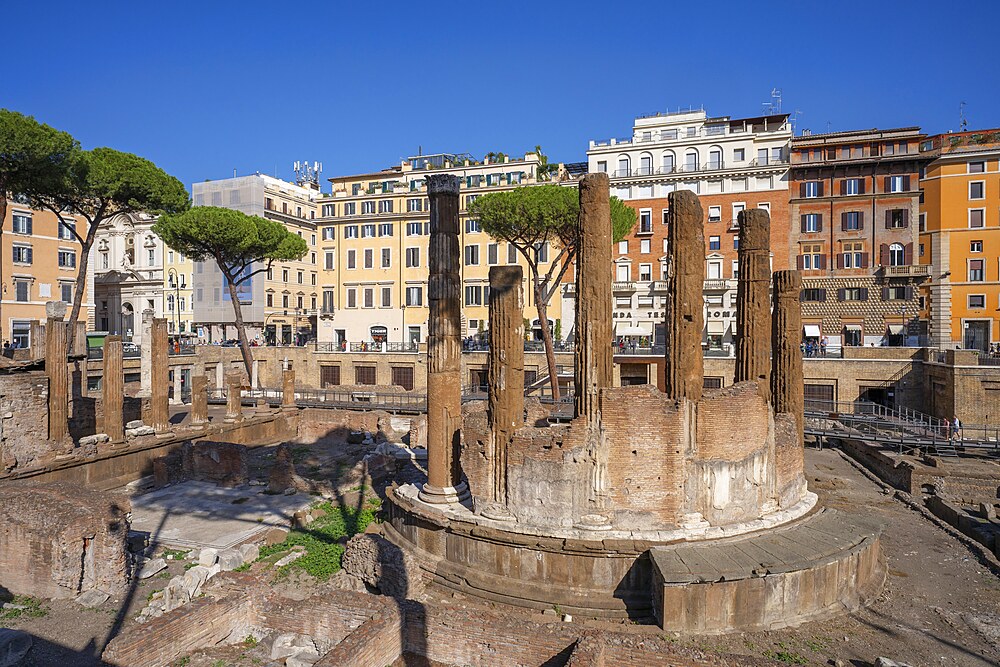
[803,325,822,338]
[706,320,727,335]
[844,324,862,332]
[887,324,905,335]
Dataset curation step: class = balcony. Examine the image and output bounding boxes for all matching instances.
[879,265,930,278]
[703,279,729,291]
[613,281,636,292]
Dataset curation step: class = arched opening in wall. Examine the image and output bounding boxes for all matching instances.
[121,303,134,341]
[708,145,724,170]
[685,148,700,172]
[889,243,905,266]
[661,150,676,173]
[530,318,554,341]
[638,152,653,176]
[616,154,631,177]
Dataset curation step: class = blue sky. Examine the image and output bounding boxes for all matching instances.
[7,0,998,191]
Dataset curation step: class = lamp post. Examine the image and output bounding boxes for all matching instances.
[166,268,180,341]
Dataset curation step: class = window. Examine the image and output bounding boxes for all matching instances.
[596,161,607,173]
[376,247,389,268]
[731,203,745,226]
[361,224,376,238]
[803,181,821,198]
[616,156,630,177]
[709,236,720,250]
[840,287,867,301]
[707,205,721,222]
[707,260,722,279]
[14,280,29,302]
[802,213,821,233]
[640,239,650,254]
[404,285,423,307]
[661,152,675,172]
[266,293,273,307]
[379,223,393,236]
[363,287,374,308]
[321,204,336,217]
[887,175,908,193]
[322,227,335,241]
[639,210,652,233]
[487,243,498,265]
[618,240,628,254]
[639,154,652,175]
[757,148,770,165]
[464,285,483,306]
[638,264,652,281]
[344,202,357,215]
[616,264,630,281]
[405,247,420,268]
[886,209,908,229]
[361,201,376,214]
[101,251,109,269]
[684,149,699,171]
[465,219,481,234]
[707,148,722,170]
[535,242,548,263]
[969,294,986,309]
[378,200,393,214]
[282,269,289,282]
[969,259,985,281]
[12,245,32,264]
[615,296,631,308]
[282,294,289,308]
[889,243,905,266]
[59,219,75,240]
[407,198,422,212]
[347,249,356,269]
[507,243,518,264]
[464,244,479,266]
[801,243,824,270]
[345,225,359,239]
[346,288,357,308]
[971,240,983,253]
[60,283,73,303]
[355,366,376,385]
[970,181,985,199]
[885,286,907,301]
[406,222,423,236]
[11,213,31,235]
[970,209,985,228]
[801,288,826,302]
[324,251,335,270]
[391,366,414,391]
[841,241,865,269]
[381,287,392,308]
[733,148,745,162]
[842,211,862,231]
[297,270,304,284]
[843,178,862,195]
[969,161,985,174]
[364,248,374,269]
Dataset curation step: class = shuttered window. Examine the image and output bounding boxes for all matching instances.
[355,366,376,385]
[391,366,414,391]
[320,365,341,388]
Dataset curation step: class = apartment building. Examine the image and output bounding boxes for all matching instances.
[919,129,1000,351]
[2,203,92,347]
[191,174,320,344]
[789,127,928,348]
[581,109,792,351]
[314,152,561,347]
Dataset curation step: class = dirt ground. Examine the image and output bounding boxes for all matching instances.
[4,442,999,667]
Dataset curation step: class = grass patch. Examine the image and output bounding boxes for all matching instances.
[0,596,48,622]
[183,562,197,571]
[161,548,188,560]
[256,498,380,579]
[243,635,258,647]
[762,649,808,665]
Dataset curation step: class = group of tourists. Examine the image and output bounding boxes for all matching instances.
[801,336,829,357]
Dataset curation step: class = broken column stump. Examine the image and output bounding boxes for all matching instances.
[734,208,772,401]
[487,265,524,504]
[103,335,125,443]
[663,190,705,401]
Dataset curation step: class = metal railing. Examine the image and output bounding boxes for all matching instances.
[462,341,575,353]
[87,346,141,360]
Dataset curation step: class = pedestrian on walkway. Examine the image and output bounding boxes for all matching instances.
[952,416,962,441]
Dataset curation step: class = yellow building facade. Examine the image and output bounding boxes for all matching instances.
[315,152,566,347]
[919,130,1000,351]
[1,203,91,347]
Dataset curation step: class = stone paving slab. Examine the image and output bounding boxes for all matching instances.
[650,508,882,584]
[129,480,314,550]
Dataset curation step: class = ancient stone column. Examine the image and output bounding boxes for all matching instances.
[46,317,69,443]
[419,174,469,505]
[102,335,124,442]
[73,321,87,357]
[148,318,170,433]
[734,208,772,401]
[771,270,804,440]
[225,372,243,422]
[139,310,154,398]
[487,265,524,504]
[282,369,296,409]
[574,173,613,424]
[190,374,209,427]
[663,190,705,401]
[29,320,44,359]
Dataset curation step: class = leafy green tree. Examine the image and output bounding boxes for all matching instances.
[154,207,308,376]
[0,109,79,328]
[31,147,189,351]
[470,185,635,399]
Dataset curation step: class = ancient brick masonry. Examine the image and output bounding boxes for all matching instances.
[487,265,524,504]
[734,208,772,401]
[772,270,805,441]
[420,174,468,504]
[574,173,613,424]
[663,190,704,401]
[148,318,170,432]
[45,316,69,445]
[103,335,124,442]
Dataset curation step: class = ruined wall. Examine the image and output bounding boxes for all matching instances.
[0,482,130,599]
[153,441,249,488]
[0,372,50,473]
[773,413,806,507]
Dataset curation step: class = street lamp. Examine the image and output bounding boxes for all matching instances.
[166,268,180,341]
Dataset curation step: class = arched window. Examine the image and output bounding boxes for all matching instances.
[889,243,905,266]
[708,146,723,170]
[638,152,653,176]
[616,154,630,177]
[661,151,676,173]
[685,149,699,172]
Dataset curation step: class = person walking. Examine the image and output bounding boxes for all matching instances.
[952,416,962,441]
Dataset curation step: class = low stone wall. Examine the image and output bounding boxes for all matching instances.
[837,438,914,491]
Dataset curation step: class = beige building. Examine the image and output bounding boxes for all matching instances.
[315,152,566,348]
[191,173,320,344]
[1,203,92,347]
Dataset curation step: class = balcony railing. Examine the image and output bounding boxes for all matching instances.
[703,279,729,290]
[880,265,930,278]
[613,281,636,291]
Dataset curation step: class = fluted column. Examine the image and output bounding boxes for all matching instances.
[282,369,296,409]
[102,335,124,442]
[190,374,209,427]
[149,318,170,433]
[46,317,69,443]
[734,208,772,401]
[574,173,613,424]
[771,270,804,440]
[30,320,44,360]
[488,265,524,504]
[225,372,243,422]
[663,190,705,401]
[419,174,469,505]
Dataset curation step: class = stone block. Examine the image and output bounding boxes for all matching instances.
[238,543,260,564]
[265,528,289,545]
[138,558,166,579]
[217,549,243,571]
[181,565,210,597]
[75,590,110,608]
[198,548,218,567]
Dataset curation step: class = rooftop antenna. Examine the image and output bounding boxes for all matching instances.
[293,160,322,187]
[826,121,832,133]
[789,109,803,133]
[960,101,968,131]
[762,88,782,115]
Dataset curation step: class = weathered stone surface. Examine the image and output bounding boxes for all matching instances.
[75,589,110,608]
[225,372,243,422]
[198,548,218,567]
[190,374,209,426]
[268,443,305,494]
[275,550,305,567]
[45,317,69,444]
[126,420,144,429]
[181,564,210,597]
[663,190,705,401]
[282,369,296,408]
[771,270,805,441]
[734,208,771,400]
[420,174,466,504]
[138,558,166,579]
[153,441,249,488]
[238,543,260,564]
[148,318,170,432]
[342,532,425,599]
[103,335,125,442]
[574,173,613,424]
[487,265,524,504]
[217,549,243,571]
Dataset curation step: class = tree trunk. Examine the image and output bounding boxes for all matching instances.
[65,226,95,354]
[224,274,255,379]
[534,282,560,401]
